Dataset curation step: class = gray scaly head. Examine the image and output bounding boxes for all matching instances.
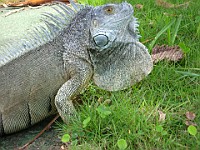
[89,2,153,91]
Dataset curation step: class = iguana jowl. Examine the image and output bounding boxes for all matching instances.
[0,1,153,136]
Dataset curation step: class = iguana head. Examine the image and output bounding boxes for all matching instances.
[90,2,134,49]
[89,2,153,91]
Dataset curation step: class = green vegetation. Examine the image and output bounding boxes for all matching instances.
[57,0,199,149]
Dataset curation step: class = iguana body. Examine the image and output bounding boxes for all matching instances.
[0,1,153,136]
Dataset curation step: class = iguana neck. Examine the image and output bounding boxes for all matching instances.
[60,6,93,67]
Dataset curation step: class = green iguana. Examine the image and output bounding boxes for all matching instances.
[0,1,153,136]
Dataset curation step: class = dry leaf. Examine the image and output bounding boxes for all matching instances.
[102,99,112,105]
[135,4,143,9]
[60,145,65,150]
[6,0,72,7]
[185,111,197,126]
[185,120,197,126]
[128,129,131,134]
[186,111,196,120]
[156,0,190,9]
[2,3,8,7]
[151,45,184,63]
[97,97,103,104]
[158,110,166,121]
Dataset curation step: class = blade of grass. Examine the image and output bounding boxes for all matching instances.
[167,28,171,45]
[176,71,200,77]
[178,68,200,71]
[171,15,182,45]
[149,18,176,51]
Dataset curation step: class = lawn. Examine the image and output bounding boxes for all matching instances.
[58,0,200,149]
[0,0,199,149]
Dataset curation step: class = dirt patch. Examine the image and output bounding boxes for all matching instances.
[0,116,64,150]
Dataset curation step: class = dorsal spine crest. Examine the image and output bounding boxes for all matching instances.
[0,2,85,67]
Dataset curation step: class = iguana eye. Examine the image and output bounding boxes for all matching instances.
[104,6,115,15]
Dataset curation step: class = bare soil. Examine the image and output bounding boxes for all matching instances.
[0,116,64,150]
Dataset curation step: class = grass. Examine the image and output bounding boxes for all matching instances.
[56,0,200,149]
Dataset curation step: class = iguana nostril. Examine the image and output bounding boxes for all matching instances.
[93,34,109,47]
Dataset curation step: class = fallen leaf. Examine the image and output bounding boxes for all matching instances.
[135,4,143,9]
[61,145,65,149]
[6,0,72,7]
[60,143,69,150]
[97,96,103,104]
[158,110,166,121]
[186,111,196,120]
[128,129,131,134]
[156,0,190,9]
[102,99,112,105]
[185,120,197,126]
[151,45,184,63]
[2,3,8,7]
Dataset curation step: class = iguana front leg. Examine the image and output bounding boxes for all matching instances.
[55,62,93,123]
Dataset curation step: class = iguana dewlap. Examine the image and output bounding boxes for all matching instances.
[0,1,153,136]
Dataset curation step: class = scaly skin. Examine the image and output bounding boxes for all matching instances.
[0,1,153,136]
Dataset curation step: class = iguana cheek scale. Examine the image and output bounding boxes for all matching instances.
[93,34,109,47]
[0,1,153,136]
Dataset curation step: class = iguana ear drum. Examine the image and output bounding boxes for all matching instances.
[93,34,109,47]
